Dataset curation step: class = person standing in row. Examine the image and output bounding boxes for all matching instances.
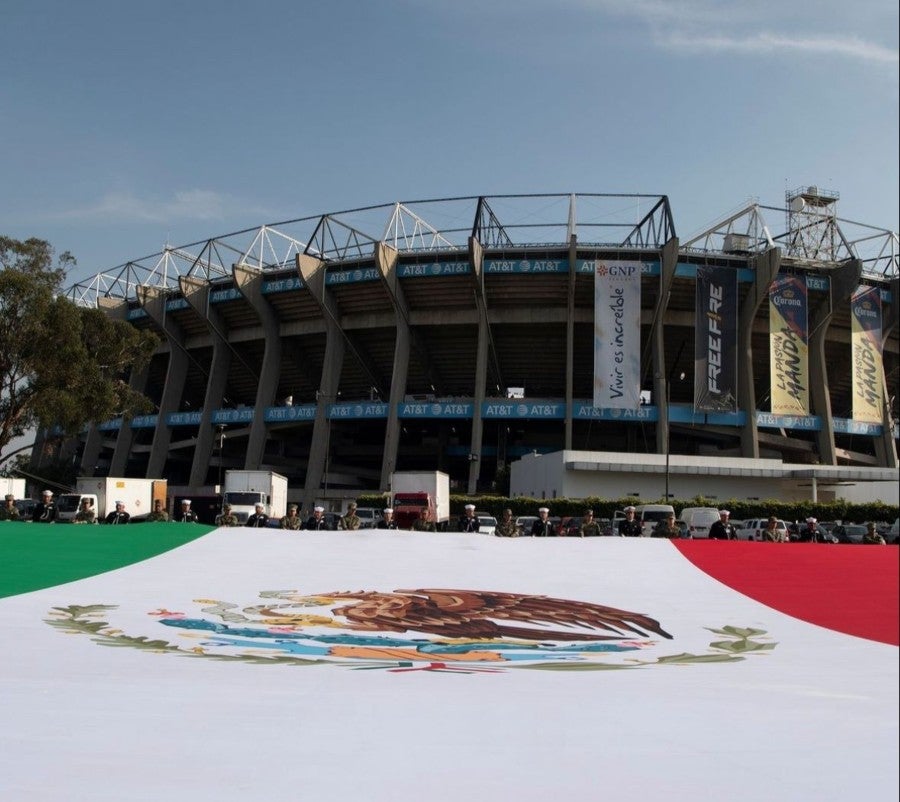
[339,502,361,531]
[215,503,238,526]
[412,508,436,532]
[380,508,399,529]
[708,510,736,540]
[306,506,330,530]
[147,499,169,522]
[761,516,785,542]
[1,494,20,521]
[104,501,130,525]
[74,498,97,524]
[32,490,57,523]
[246,503,269,528]
[531,507,555,537]
[862,522,886,545]
[652,511,682,538]
[176,499,199,523]
[798,517,827,543]
[618,506,642,537]
[495,508,518,537]
[579,509,602,537]
[280,504,302,530]
[459,504,479,533]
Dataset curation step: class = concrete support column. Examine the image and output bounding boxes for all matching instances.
[298,254,344,514]
[138,285,189,479]
[811,258,862,465]
[106,362,150,476]
[875,277,899,467]
[653,238,679,456]
[467,236,487,495]
[565,234,577,450]
[180,276,233,487]
[738,248,782,458]
[375,243,409,490]
[234,263,281,469]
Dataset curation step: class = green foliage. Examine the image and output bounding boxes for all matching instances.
[0,236,159,458]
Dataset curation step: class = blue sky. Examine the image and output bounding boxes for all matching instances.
[2,0,898,288]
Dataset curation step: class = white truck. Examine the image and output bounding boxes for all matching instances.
[0,477,26,500]
[56,477,168,522]
[389,470,450,530]
[222,470,288,524]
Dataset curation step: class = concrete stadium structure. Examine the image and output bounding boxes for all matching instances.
[45,191,899,511]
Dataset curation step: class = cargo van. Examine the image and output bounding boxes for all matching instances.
[633,504,676,537]
[678,507,720,539]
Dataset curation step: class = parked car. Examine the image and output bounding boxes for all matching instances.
[832,523,868,544]
[354,507,380,529]
[515,515,538,536]
[475,513,497,536]
[678,507,720,539]
[736,518,789,541]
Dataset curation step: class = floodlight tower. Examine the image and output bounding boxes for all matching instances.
[785,185,842,262]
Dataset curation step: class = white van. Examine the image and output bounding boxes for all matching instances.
[678,507,720,539]
[633,504,676,537]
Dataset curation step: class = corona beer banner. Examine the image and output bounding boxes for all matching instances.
[769,275,809,415]
[851,285,884,423]
[594,260,641,409]
[694,265,738,412]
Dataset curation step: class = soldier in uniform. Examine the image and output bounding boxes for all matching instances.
[458,504,479,533]
[412,508,436,532]
[176,499,199,523]
[73,498,97,524]
[0,494,20,521]
[708,510,736,540]
[530,507,555,537]
[579,509,602,537]
[494,508,518,537]
[862,522,886,545]
[618,506,642,537]
[379,508,399,529]
[32,490,57,523]
[339,501,361,531]
[147,499,169,522]
[104,500,131,525]
[280,504,302,530]
[305,505,330,531]
[652,511,682,538]
[215,503,238,526]
[798,517,827,543]
[761,515,785,542]
[245,503,270,528]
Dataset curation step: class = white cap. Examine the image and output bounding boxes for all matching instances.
[314,505,324,512]
[806,517,817,524]
[42,490,53,497]
[538,507,549,513]
[115,500,124,506]
[384,508,393,514]
[255,503,264,509]
[719,510,730,516]
[625,505,636,512]
[182,499,191,505]
[464,504,475,510]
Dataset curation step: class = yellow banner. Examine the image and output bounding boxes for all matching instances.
[769,276,809,416]
[851,286,883,424]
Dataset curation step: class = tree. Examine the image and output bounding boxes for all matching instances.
[0,236,159,459]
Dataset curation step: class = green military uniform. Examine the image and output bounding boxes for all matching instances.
[280,510,303,530]
[339,504,361,531]
[73,507,97,524]
[0,496,20,521]
[495,511,518,537]
[215,506,238,526]
[579,511,602,537]
[862,524,886,545]
[147,510,169,522]
[412,517,436,532]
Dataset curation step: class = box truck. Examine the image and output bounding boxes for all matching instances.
[56,477,168,522]
[0,477,26,500]
[222,470,288,524]
[389,471,450,530]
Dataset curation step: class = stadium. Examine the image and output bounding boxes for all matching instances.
[41,190,899,513]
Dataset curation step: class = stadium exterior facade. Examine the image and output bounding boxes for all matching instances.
[46,192,899,512]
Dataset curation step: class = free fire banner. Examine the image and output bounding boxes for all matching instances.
[594,260,642,409]
[851,285,884,424]
[694,265,738,412]
[769,275,809,416]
